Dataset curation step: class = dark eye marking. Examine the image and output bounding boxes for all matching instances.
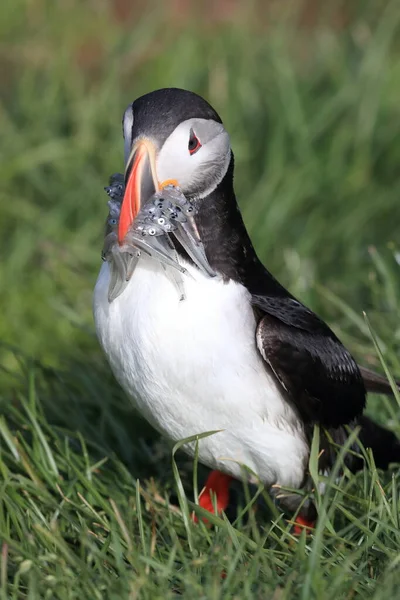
[188,128,202,155]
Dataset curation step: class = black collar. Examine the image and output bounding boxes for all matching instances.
[192,155,290,298]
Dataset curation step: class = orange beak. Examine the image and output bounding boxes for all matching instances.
[118,139,179,245]
[118,139,158,245]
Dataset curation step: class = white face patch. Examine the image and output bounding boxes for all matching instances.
[156,118,231,198]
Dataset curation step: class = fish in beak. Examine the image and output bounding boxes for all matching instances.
[118,139,160,245]
[102,138,216,302]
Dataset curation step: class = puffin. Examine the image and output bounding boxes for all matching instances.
[93,88,400,529]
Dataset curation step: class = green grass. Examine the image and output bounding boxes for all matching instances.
[1,0,400,597]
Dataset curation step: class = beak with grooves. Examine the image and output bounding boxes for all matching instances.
[118,139,159,245]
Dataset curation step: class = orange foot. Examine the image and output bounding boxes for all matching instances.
[193,470,233,523]
[293,515,315,536]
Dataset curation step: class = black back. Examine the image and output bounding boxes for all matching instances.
[193,159,367,429]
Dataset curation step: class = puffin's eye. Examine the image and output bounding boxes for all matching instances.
[188,129,202,155]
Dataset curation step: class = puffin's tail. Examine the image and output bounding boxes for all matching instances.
[356,415,400,470]
[352,367,400,470]
[324,415,400,474]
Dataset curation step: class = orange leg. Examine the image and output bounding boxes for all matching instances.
[293,515,315,535]
[193,470,233,522]
[193,471,316,534]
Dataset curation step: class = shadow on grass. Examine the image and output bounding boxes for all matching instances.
[0,343,212,494]
[0,343,270,522]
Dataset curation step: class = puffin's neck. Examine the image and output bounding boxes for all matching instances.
[192,157,288,297]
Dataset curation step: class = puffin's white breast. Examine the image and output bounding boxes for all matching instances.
[93,257,308,488]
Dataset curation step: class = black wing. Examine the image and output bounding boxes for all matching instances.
[253,295,366,428]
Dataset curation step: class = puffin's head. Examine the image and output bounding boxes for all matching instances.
[118,88,231,244]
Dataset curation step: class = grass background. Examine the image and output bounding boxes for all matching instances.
[1,0,400,597]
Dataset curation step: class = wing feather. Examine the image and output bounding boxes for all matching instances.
[253,295,366,427]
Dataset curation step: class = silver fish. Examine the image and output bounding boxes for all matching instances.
[102,176,215,302]
[102,175,141,302]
